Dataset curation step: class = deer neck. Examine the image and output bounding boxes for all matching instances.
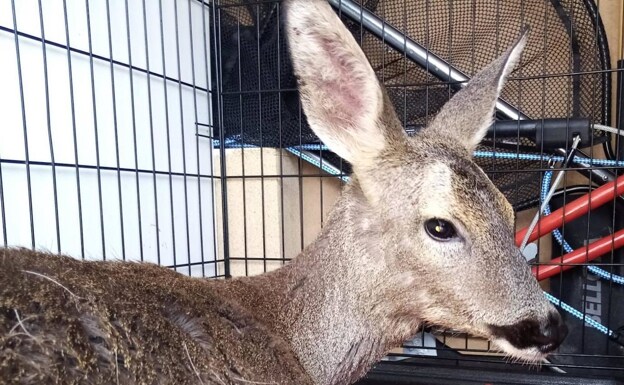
[223,182,423,385]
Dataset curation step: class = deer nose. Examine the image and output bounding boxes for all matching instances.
[489,311,568,353]
[536,311,568,353]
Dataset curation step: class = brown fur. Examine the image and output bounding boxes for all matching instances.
[0,248,312,384]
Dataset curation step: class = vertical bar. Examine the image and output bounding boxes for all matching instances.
[568,2,588,353]
[513,0,522,217]
[10,0,36,249]
[605,57,618,355]
[611,34,624,355]
[235,6,249,276]
[277,2,287,264]
[105,0,127,260]
[142,0,162,265]
[617,59,624,160]
[294,3,304,259]
[173,0,193,275]
[252,5,268,272]
[594,0,616,353]
[61,0,86,258]
[402,0,407,138]
[125,0,145,261]
[84,0,108,259]
[214,3,231,277]
[423,0,430,127]
[158,0,178,268]
[203,0,220,277]
[489,0,501,181]
[189,0,206,277]
[0,161,7,246]
[534,0,548,285]
[37,0,62,253]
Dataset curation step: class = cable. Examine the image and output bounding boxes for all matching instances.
[520,136,581,251]
[543,292,614,337]
[474,150,624,167]
[594,123,624,137]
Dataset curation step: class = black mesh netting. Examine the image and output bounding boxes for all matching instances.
[213,0,611,209]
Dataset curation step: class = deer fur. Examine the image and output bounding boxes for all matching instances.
[1,1,566,384]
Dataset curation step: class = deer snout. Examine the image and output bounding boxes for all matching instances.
[489,311,568,355]
[536,312,568,353]
[536,311,568,353]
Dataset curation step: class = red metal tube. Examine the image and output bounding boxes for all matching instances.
[515,174,624,246]
[532,228,624,281]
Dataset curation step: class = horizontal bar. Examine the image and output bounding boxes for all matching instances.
[0,26,209,94]
[515,173,624,245]
[0,158,215,180]
[533,228,624,281]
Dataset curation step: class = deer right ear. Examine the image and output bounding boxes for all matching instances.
[423,28,529,154]
[284,0,404,166]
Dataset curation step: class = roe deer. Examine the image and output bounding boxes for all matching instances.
[0,0,567,384]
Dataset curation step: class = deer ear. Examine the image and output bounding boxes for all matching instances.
[424,29,529,154]
[284,0,404,166]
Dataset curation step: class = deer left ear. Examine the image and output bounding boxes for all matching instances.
[423,28,529,154]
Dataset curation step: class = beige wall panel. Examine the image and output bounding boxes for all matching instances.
[213,148,342,277]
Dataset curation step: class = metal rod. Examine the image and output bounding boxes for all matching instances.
[157,0,178,270]
[124,0,145,262]
[328,0,528,121]
[84,0,107,259]
[141,0,162,265]
[214,5,232,278]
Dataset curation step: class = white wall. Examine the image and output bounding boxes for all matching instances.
[0,0,217,277]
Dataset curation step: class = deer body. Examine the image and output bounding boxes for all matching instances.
[0,185,420,385]
[1,1,567,384]
[0,248,312,385]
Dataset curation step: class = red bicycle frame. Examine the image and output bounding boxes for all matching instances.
[515,173,624,281]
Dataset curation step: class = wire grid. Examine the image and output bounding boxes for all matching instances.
[0,0,222,277]
[1,0,624,382]
[213,0,624,380]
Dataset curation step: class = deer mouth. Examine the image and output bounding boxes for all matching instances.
[486,312,568,362]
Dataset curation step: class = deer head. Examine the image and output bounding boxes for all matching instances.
[284,0,567,366]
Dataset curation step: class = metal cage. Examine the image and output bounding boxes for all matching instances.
[1,0,623,383]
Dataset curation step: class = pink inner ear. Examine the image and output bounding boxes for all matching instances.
[319,36,367,127]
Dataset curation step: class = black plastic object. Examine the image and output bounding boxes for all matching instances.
[406,118,602,150]
[355,362,624,385]
[354,333,624,384]
[547,190,624,377]
[489,119,602,149]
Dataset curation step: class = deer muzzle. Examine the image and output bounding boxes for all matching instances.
[488,311,568,354]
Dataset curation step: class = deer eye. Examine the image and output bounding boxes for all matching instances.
[424,219,457,241]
